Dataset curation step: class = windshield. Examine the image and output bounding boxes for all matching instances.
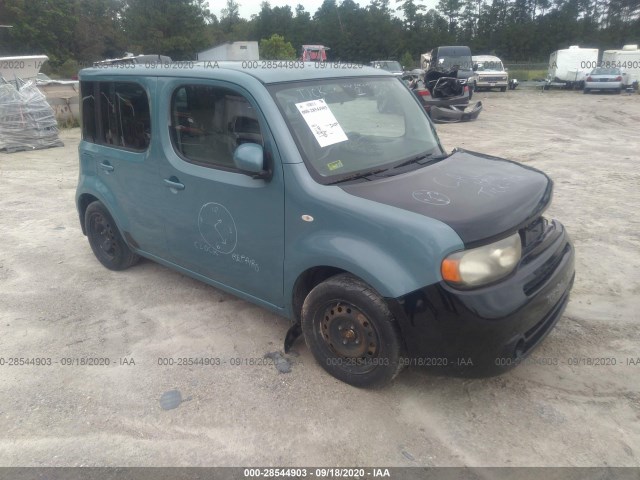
[437,55,473,71]
[475,60,504,72]
[269,77,442,183]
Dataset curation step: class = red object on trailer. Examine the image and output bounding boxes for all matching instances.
[301,45,329,62]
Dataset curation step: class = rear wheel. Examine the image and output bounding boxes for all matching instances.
[301,274,403,388]
[583,88,590,94]
[85,201,139,271]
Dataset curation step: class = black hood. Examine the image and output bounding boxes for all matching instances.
[341,149,552,247]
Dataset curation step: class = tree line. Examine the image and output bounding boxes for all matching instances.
[0,0,638,74]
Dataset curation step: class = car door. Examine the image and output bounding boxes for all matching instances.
[83,77,168,258]
[155,78,285,308]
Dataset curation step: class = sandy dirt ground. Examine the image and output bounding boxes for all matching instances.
[0,88,639,467]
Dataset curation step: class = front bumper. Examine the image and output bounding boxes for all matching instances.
[387,219,575,376]
[477,79,508,89]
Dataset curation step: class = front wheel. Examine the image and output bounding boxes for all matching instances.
[85,201,139,271]
[583,88,590,94]
[301,274,403,388]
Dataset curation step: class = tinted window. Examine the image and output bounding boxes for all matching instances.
[80,81,96,142]
[98,82,150,150]
[170,85,263,169]
[436,47,473,71]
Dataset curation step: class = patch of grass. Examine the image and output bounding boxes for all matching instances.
[507,69,548,81]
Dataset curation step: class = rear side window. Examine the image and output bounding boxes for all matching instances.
[80,81,96,142]
[98,82,151,151]
[170,85,263,170]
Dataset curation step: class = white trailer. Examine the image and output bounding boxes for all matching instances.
[602,45,640,87]
[548,46,598,87]
[197,41,259,61]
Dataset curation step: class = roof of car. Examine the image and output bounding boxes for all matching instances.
[79,61,391,84]
[472,55,503,62]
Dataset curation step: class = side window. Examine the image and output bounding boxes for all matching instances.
[170,85,263,169]
[80,81,96,142]
[98,82,151,151]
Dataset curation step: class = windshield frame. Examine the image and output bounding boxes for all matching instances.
[267,76,444,185]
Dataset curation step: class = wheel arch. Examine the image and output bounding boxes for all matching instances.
[291,266,347,322]
[77,193,100,235]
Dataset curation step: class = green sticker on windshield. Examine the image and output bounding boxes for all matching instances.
[327,160,344,171]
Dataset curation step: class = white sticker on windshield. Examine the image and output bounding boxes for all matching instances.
[295,99,348,148]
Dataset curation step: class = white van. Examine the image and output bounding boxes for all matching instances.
[472,55,508,92]
[602,45,640,87]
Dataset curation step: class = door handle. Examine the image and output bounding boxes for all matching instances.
[164,178,185,191]
[99,161,114,172]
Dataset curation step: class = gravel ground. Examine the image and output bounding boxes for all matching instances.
[0,88,639,467]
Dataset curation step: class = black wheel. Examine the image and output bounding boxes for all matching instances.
[85,201,139,271]
[301,273,403,388]
[616,88,621,94]
[500,86,507,92]
[583,88,590,94]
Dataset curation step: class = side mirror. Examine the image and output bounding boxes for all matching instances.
[504,67,508,72]
[472,63,479,71]
[233,143,269,179]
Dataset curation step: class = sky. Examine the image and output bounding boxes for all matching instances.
[207,0,438,20]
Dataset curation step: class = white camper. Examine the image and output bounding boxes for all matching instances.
[602,45,640,87]
[197,41,259,61]
[548,46,598,86]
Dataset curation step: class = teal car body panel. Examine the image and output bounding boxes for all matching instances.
[76,62,574,374]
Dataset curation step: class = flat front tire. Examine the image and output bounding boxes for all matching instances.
[301,274,403,388]
[85,201,139,271]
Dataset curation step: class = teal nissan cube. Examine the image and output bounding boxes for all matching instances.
[76,62,574,387]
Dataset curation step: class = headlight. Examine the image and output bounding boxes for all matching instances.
[441,233,522,287]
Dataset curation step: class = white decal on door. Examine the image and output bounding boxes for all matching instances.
[197,202,237,255]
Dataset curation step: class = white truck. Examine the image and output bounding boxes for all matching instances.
[601,45,640,87]
[548,46,598,88]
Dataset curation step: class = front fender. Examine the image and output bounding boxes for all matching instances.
[285,232,429,301]
[283,164,465,314]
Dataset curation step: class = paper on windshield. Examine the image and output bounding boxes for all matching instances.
[295,99,348,148]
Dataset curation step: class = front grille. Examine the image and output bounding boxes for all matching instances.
[523,243,571,296]
[480,76,505,82]
[520,216,547,252]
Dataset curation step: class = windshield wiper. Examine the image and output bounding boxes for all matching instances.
[328,167,389,185]
[392,151,448,170]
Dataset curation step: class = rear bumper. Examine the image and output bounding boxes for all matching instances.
[387,220,575,376]
[585,81,622,90]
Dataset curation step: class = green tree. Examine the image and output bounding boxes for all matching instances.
[221,0,242,33]
[400,51,414,68]
[259,34,296,59]
[122,0,212,59]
